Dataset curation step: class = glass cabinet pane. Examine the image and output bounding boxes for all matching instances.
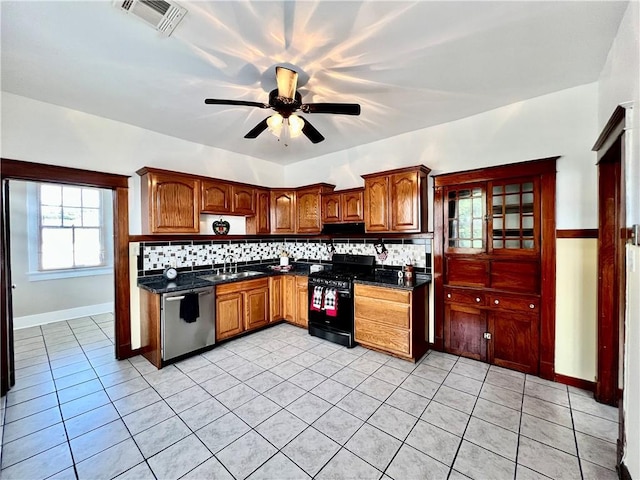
[445,186,485,250]
[490,180,537,251]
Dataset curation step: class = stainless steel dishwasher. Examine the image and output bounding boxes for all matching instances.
[161,286,216,362]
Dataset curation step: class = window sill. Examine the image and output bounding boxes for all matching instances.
[27,266,113,282]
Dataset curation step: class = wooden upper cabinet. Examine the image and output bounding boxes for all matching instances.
[322,188,364,224]
[270,190,296,234]
[342,189,364,222]
[363,175,389,232]
[321,193,342,224]
[390,170,425,231]
[137,168,200,234]
[231,185,256,215]
[202,181,255,216]
[297,184,335,233]
[201,180,231,214]
[247,188,270,235]
[363,166,429,233]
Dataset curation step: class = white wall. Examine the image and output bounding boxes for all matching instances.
[8,180,114,327]
[0,93,286,234]
[286,83,600,230]
[598,2,640,477]
[555,239,597,381]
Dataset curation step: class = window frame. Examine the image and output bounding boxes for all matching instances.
[27,182,113,282]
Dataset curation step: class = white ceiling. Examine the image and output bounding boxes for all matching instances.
[0,1,628,165]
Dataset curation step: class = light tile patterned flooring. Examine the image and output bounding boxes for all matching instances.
[0,316,620,480]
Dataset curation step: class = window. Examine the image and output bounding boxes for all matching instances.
[27,182,113,280]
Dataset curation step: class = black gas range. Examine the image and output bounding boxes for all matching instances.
[307,254,376,348]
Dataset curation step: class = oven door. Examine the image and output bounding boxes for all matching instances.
[308,284,354,333]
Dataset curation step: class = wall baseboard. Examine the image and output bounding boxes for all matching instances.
[554,373,595,392]
[14,302,114,329]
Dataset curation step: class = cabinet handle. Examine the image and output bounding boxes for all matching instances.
[447,293,451,298]
[529,304,535,309]
[494,299,500,305]
[475,297,481,303]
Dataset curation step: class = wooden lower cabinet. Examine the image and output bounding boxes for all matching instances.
[282,276,296,322]
[354,284,428,361]
[444,287,540,373]
[215,278,269,342]
[295,277,308,328]
[245,285,269,331]
[443,303,486,361]
[281,275,308,327]
[216,291,243,341]
[487,308,539,374]
[269,276,283,322]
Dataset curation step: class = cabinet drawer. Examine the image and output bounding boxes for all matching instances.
[217,277,268,295]
[355,284,410,303]
[355,318,410,355]
[444,287,485,306]
[355,297,410,328]
[487,294,539,313]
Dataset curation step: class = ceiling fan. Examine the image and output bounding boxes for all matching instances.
[204,67,361,144]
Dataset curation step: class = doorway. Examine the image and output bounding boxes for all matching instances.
[1,159,131,396]
[9,180,115,333]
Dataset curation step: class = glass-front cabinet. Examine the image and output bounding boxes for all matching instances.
[445,178,539,255]
[434,158,557,377]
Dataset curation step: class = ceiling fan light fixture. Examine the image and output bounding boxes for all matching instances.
[267,113,283,136]
[288,114,305,138]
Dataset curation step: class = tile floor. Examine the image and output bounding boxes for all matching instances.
[0,316,620,480]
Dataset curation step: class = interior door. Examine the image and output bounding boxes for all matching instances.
[1,179,15,395]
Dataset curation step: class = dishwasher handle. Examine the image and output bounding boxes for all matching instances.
[164,289,213,302]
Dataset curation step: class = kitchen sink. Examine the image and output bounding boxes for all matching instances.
[199,271,263,282]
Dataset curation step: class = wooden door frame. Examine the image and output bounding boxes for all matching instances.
[0,159,132,395]
[592,106,627,411]
[433,157,557,380]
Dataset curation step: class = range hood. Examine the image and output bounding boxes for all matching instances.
[321,223,366,235]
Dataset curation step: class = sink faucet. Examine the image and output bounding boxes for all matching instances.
[223,255,236,273]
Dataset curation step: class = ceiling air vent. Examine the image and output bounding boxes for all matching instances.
[115,0,186,36]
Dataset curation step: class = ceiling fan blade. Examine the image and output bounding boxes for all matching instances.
[205,99,270,109]
[301,103,361,115]
[301,117,325,144]
[244,118,270,139]
[275,66,298,99]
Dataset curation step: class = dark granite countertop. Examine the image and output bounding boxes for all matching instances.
[138,262,430,294]
[354,271,431,290]
[137,262,315,294]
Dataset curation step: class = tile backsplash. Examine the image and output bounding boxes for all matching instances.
[137,237,431,276]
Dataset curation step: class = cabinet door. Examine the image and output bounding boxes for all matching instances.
[444,184,486,254]
[282,275,296,322]
[342,190,364,222]
[245,286,269,331]
[443,303,487,361]
[488,178,540,254]
[364,176,389,232]
[151,174,200,233]
[269,276,283,321]
[322,193,342,223]
[296,188,322,233]
[271,190,296,234]
[390,171,420,231]
[295,276,308,327]
[255,189,271,234]
[216,292,243,341]
[201,180,231,214]
[232,185,256,215]
[488,310,539,374]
